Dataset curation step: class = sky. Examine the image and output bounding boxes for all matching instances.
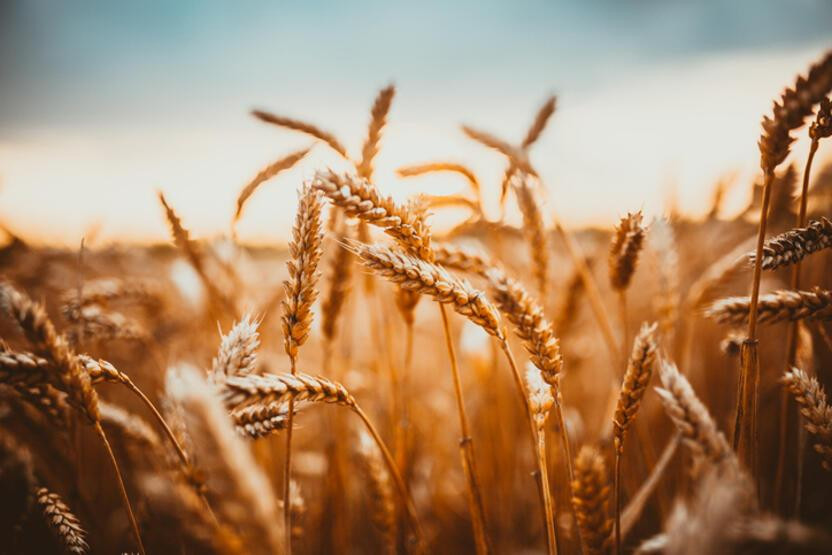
[1,1,831,245]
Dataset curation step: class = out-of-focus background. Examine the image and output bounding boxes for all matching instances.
[1,0,831,244]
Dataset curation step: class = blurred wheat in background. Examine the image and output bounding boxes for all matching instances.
[2,3,832,554]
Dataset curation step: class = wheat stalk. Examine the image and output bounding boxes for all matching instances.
[655,360,734,469]
[357,430,397,555]
[571,445,613,555]
[513,174,549,298]
[742,49,832,479]
[706,288,832,325]
[526,364,558,555]
[748,217,832,270]
[158,192,237,317]
[613,322,658,554]
[357,84,395,180]
[350,243,503,339]
[461,125,537,178]
[233,146,312,226]
[167,365,284,555]
[252,109,349,159]
[781,368,832,471]
[36,487,90,555]
[312,170,433,261]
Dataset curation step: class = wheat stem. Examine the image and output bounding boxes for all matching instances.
[439,303,491,554]
[94,422,145,555]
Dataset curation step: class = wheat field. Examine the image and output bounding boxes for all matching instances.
[1,49,832,555]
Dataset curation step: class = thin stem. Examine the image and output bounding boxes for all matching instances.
[499,339,571,554]
[284,355,297,555]
[438,304,491,554]
[618,291,629,361]
[734,169,774,482]
[95,422,146,555]
[775,139,819,512]
[536,431,557,555]
[352,403,426,552]
[614,453,622,555]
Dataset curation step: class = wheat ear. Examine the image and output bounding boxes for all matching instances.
[741,49,832,479]
[358,84,395,179]
[613,322,658,554]
[281,184,324,554]
[749,217,832,270]
[0,282,145,553]
[357,430,397,555]
[781,368,832,471]
[36,487,89,554]
[396,162,483,210]
[211,314,260,381]
[707,287,832,325]
[526,365,558,555]
[513,174,549,298]
[167,366,284,555]
[571,445,614,555]
[252,109,349,158]
[233,146,311,226]
[655,360,735,470]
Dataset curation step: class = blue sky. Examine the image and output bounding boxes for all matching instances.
[1,1,831,243]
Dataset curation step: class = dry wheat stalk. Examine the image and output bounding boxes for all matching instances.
[158,192,237,317]
[221,372,356,410]
[99,401,162,452]
[571,445,613,555]
[748,217,832,270]
[486,267,560,384]
[212,314,260,381]
[351,243,503,339]
[167,366,284,555]
[526,364,558,555]
[396,162,482,208]
[759,50,832,174]
[358,84,395,180]
[609,211,646,291]
[234,146,312,225]
[0,281,99,422]
[522,95,557,149]
[614,323,659,454]
[706,287,832,325]
[656,360,734,468]
[613,322,658,554]
[513,174,549,298]
[312,170,433,261]
[461,125,537,177]
[282,184,324,359]
[357,430,397,555]
[781,368,832,471]
[252,109,349,159]
[37,487,90,555]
